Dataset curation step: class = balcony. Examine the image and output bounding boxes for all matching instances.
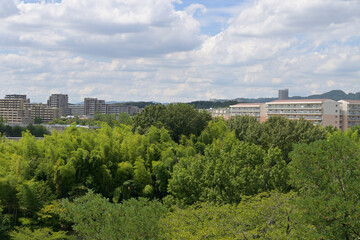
[267,110,322,115]
[267,104,322,110]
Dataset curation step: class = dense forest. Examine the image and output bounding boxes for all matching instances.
[1,103,360,239]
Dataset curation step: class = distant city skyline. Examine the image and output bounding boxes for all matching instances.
[1,0,360,103]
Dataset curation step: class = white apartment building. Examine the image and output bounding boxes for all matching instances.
[230,103,267,122]
[208,108,231,119]
[338,100,360,131]
[266,99,340,128]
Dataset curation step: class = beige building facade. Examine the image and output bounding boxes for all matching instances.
[0,98,31,123]
[338,100,360,131]
[0,95,61,124]
[230,103,267,122]
[47,94,69,116]
[25,103,61,123]
[84,98,106,115]
[266,99,340,128]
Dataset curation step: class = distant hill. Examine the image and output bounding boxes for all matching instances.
[70,90,360,110]
[235,90,360,103]
[304,90,360,101]
[187,100,239,109]
[191,90,360,109]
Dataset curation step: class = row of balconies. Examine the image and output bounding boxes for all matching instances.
[267,105,322,109]
[267,114,322,120]
[231,108,261,111]
[267,111,322,114]
[231,113,260,116]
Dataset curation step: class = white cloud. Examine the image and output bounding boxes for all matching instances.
[0,0,360,103]
[0,0,203,57]
[0,0,19,18]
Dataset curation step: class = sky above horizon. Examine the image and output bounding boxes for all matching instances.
[0,0,360,103]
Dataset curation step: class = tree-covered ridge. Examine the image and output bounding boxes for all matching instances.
[1,104,360,239]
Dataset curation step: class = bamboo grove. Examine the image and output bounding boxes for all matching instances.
[1,103,360,239]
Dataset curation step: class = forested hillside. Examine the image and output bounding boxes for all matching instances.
[1,103,360,239]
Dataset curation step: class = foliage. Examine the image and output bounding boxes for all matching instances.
[160,191,316,240]
[34,117,42,124]
[187,100,239,109]
[169,132,288,205]
[289,133,360,239]
[9,227,70,240]
[227,116,327,161]
[0,112,357,238]
[0,204,10,239]
[60,190,167,240]
[133,103,211,142]
[0,123,49,137]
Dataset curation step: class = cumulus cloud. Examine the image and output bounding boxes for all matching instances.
[0,0,203,57]
[0,0,19,18]
[0,0,360,102]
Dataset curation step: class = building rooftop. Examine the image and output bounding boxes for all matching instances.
[339,100,360,104]
[230,103,265,107]
[267,99,331,104]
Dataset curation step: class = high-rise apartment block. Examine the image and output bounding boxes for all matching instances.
[5,94,28,100]
[0,95,61,123]
[47,94,70,116]
[84,98,106,115]
[0,97,31,123]
[278,89,289,100]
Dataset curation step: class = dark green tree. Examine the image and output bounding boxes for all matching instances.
[34,117,42,124]
[289,133,360,239]
[133,103,211,142]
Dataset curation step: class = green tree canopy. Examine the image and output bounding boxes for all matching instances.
[289,133,360,239]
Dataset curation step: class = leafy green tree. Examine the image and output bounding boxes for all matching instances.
[289,133,360,239]
[34,117,42,124]
[169,133,288,204]
[9,227,70,240]
[0,204,10,239]
[160,191,316,240]
[132,104,166,134]
[60,190,167,240]
[16,180,55,216]
[133,157,152,196]
[133,103,211,142]
[117,113,132,125]
[226,115,263,146]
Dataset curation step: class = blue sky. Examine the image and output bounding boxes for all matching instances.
[0,0,360,103]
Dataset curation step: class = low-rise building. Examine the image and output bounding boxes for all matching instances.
[338,100,360,131]
[208,108,231,119]
[230,103,267,122]
[266,99,340,128]
[106,104,129,115]
[68,104,85,116]
[25,103,62,123]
